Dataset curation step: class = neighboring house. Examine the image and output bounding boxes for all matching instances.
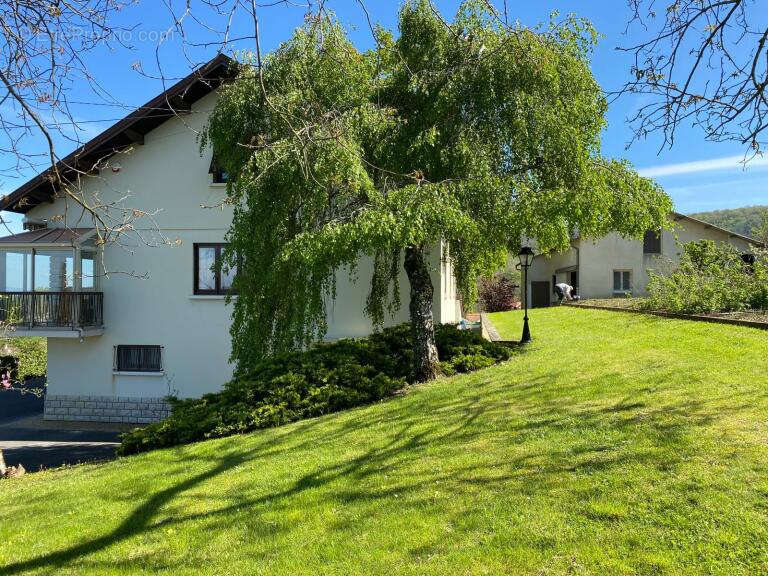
[526,213,763,308]
[0,56,461,424]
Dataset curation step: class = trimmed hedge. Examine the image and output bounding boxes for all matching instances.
[119,324,512,455]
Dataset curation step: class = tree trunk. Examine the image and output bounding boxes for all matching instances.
[403,244,440,382]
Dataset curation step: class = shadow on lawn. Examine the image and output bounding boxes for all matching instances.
[0,368,740,574]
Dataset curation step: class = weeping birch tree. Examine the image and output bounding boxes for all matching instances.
[204,0,672,381]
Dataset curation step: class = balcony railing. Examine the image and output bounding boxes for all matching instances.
[0,292,103,330]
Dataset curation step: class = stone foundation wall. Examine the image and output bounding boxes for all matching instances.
[43,395,171,424]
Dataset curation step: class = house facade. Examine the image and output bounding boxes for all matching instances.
[0,56,461,423]
[526,214,761,308]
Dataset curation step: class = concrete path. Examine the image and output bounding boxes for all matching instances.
[0,382,123,472]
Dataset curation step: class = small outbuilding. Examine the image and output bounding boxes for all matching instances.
[525,212,763,307]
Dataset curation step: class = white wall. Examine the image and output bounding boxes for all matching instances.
[324,244,460,340]
[526,245,578,307]
[438,241,462,324]
[28,91,460,400]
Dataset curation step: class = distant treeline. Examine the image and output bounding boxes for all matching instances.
[689,205,768,238]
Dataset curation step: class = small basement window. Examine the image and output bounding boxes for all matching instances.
[643,230,662,254]
[114,345,163,372]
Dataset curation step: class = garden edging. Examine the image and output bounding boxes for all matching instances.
[480,313,522,346]
[569,303,768,331]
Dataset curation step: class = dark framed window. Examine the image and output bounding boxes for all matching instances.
[194,243,236,295]
[114,345,163,372]
[643,230,662,254]
[209,156,228,184]
[613,270,632,293]
[212,165,228,184]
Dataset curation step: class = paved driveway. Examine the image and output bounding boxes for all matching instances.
[0,382,123,472]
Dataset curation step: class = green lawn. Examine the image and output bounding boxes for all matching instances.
[3,308,768,575]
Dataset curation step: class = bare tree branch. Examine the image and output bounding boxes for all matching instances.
[615,0,768,156]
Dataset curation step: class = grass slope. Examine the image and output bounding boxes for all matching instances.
[2,308,768,575]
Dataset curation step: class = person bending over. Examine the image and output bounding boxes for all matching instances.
[554,282,575,304]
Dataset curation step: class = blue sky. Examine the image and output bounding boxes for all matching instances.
[1,0,766,235]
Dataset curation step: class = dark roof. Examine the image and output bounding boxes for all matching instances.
[1,54,235,214]
[0,228,95,245]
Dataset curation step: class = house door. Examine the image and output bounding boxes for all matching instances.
[531,281,551,308]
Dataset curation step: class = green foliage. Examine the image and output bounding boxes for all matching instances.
[645,240,768,313]
[119,324,511,455]
[1,337,46,382]
[203,2,671,372]
[753,212,768,245]
[690,205,768,239]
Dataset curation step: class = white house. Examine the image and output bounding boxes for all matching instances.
[0,56,461,423]
[525,213,762,308]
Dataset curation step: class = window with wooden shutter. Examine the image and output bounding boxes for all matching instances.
[643,230,662,254]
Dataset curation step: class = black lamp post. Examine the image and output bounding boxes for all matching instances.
[517,246,535,344]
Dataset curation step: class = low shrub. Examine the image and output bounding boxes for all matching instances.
[645,240,768,314]
[478,274,519,312]
[119,324,512,455]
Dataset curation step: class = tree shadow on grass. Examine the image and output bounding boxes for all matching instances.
[0,451,249,575]
[0,365,752,574]
[0,391,503,574]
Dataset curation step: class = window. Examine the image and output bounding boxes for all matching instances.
[0,250,32,291]
[212,165,228,184]
[34,249,74,291]
[569,271,578,289]
[643,230,662,254]
[0,246,97,292]
[114,345,163,372]
[80,250,96,290]
[613,270,632,293]
[194,243,236,295]
[209,156,228,184]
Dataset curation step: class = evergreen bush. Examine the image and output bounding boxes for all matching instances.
[120,324,512,455]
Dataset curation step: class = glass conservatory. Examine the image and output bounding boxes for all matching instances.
[0,228,103,337]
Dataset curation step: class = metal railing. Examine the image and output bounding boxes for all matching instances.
[0,292,103,330]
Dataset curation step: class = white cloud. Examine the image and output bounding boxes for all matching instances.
[637,154,768,178]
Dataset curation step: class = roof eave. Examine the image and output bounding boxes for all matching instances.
[0,53,234,214]
[672,211,765,248]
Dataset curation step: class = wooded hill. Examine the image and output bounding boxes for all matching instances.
[690,205,768,238]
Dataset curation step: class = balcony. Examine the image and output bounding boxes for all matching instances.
[0,292,103,337]
[0,227,104,338]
